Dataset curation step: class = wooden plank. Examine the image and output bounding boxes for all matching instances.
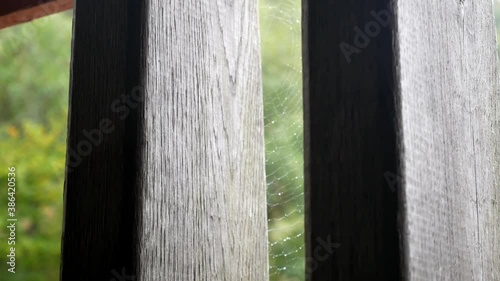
[0,0,73,29]
[394,0,500,279]
[304,0,500,280]
[61,0,268,280]
[137,0,268,279]
[303,0,401,280]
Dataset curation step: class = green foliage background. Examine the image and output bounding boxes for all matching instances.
[0,2,499,281]
[0,11,72,281]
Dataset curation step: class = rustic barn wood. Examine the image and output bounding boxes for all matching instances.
[0,0,72,29]
[304,0,500,280]
[61,0,268,280]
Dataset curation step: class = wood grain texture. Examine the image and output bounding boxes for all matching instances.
[62,0,267,280]
[394,0,500,280]
[303,0,401,280]
[0,0,72,29]
[137,0,268,279]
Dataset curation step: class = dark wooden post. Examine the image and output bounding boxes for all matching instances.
[303,0,500,280]
[61,0,268,280]
[303,0,399,279]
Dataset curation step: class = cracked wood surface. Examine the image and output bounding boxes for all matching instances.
[137,0,268,280]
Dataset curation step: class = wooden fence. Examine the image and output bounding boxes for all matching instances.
[2,0,499,280]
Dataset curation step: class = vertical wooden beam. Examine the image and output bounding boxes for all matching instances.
[61,0,268,280]
[137,0,268,279]
[303,0,400,280]
[394,0,500,279]
[61,1,134,279]
[303,0,500,280]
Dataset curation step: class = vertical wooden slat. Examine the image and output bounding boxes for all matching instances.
[137,0,268,280]
[61,1,133,279]
[394,0,500,279]
[303,0,401,280]
[61,0,268,280]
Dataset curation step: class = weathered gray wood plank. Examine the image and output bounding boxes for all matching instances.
[137,0,268,280]
[62,0,267,280]
[394,0,500,280]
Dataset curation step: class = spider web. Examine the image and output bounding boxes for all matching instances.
[259,0,305,280]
